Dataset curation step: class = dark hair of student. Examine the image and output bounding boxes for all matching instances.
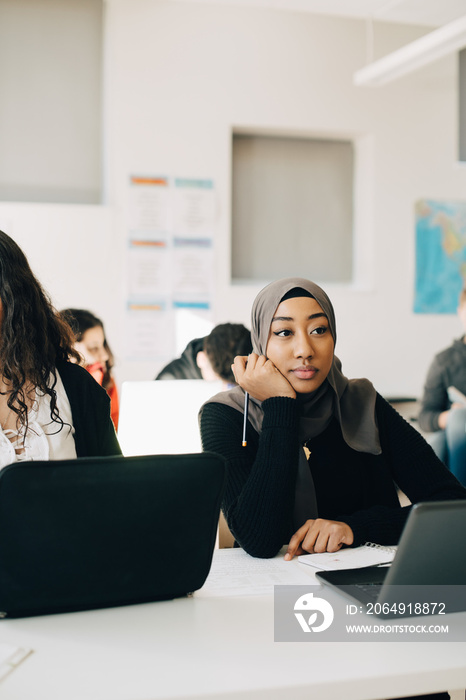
[204,323,252,383]
[0,230,80,434]
[60,308,115,392]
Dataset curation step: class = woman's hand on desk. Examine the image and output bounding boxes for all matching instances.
[232,353,296,402]
[284,518,354,560]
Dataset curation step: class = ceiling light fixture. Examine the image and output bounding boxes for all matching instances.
[354,13,466,86]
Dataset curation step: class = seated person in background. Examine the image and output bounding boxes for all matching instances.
[418,286,466,487]
[0,230,121,467]
[155,336,204,380]
[199,323,252,388]
[60,309,119,430]
[200,278,466,561]
[156,323,252,387]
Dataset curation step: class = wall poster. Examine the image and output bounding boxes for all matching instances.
[126,175,217,361]
[414,199,466,314]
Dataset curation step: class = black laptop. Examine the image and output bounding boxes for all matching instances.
[0,452,225,618]
[316,500,466,617]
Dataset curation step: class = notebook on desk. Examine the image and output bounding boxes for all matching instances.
[118,379,224,456]
[316,500,466,617]
[0,452,225,618]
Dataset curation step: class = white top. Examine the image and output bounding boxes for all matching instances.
[0,370,77,469]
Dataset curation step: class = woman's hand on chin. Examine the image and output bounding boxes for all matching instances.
[232,353,296,402]
[284,518,354,560]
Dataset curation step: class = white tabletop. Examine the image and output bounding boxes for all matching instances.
[0,549,465,700]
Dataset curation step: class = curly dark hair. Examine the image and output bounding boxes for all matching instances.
[59,308,115,392]
[204,323,252,383]
[0,230,80,436]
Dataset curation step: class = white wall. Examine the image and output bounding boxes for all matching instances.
[2,0,466,397]
[0,202,123,369]
[0,0,103,203]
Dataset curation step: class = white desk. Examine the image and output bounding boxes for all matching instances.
[0,550,465,700]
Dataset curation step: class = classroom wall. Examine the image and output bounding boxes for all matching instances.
[1,0,466,398]
[0,0,103,203]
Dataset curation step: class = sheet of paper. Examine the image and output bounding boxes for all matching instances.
[172,178,216,238]
[128,176,171,233]
[298,544,397,571]
[172,239,214,298]
[0,643,33,682]
[197,548,316,598]
[127,241,171,298]
[125,303,174,360]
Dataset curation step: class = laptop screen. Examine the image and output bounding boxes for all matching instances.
[118,379,224,456]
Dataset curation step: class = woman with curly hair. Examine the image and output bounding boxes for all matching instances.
[0,230,121,468]
[59,308,119,429]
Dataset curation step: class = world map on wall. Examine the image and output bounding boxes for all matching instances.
[414,199,466,314]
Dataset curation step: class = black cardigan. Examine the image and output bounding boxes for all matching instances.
[57,360,121,458]
[200,394,466,558]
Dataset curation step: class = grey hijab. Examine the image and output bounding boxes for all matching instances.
[202,277,381,527]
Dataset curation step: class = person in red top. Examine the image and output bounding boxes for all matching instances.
[60,309,119,430]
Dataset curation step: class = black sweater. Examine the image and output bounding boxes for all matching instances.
[200,394,466,558]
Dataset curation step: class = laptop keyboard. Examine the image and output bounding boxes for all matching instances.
[354,583,383,600]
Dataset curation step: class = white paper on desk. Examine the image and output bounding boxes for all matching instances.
[298,544,396,571]
[0,643,33,682]
[197,548,315,597]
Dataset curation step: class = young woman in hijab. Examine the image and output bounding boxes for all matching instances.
[200,278,466,560]
[0,230,121,468]
[60,309,119,430]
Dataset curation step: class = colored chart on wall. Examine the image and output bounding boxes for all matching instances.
[414,199,466,314]
[125,175,217,360]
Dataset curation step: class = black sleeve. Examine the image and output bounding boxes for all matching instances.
[93,385,122,457]
[200,397,300,558]
[343,395,466,546]
[58,361,121,458]
[154,367,176,380]
[417,356,449,433]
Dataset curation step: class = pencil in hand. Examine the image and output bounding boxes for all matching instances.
[242,391,249,447]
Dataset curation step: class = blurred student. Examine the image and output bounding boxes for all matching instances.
[0,231,120,467]
[155,337,205,381]
[202,323,252,388]
[155,323,252,388]
[418,287,466,486]
[61,309,120,430]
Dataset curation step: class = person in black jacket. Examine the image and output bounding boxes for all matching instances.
[155,337,205,380]
[200,278,466,562]
[418,287,466,486]
[0,229,120,466]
